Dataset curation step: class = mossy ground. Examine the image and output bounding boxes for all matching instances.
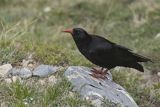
[0,0,160,106]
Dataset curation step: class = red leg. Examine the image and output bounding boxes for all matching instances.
[91,67,109,74]
[101,68,109,75]
[90,67,109,80]
[89,73,107,80]
[91,67,104,74]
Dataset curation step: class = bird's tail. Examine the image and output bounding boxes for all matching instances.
[125,63,144,72]
[132,53,152,62]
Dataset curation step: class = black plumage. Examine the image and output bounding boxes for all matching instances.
[63,28,151,72]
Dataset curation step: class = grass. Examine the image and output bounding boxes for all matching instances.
[0,77,92,107]
[0,0,160,106]
[113,69,160,107]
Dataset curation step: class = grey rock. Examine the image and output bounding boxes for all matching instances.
[8,68,32,78]
[65,66,138,107]
[32,64,59,77]
[0,64,12,77]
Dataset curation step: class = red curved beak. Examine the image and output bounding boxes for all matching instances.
[62,28,73,34]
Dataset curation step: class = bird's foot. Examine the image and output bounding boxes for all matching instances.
[90,67,109,80]
[89,73,108,80]
[91,67,108,75]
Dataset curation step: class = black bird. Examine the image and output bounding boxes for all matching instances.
[63,28,151,79]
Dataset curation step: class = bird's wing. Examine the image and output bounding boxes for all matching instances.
[92,35,132,51]
[89,35,151,65]
[88,40,115,64]
[114,44,133,51]
[88,36,132,64]
[113,44,151,62]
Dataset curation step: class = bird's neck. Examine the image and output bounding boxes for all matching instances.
[73,36,91,51]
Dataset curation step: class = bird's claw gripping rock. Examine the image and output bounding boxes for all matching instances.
[89,73,108,80]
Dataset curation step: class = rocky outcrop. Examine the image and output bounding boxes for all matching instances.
[65,66,138,107]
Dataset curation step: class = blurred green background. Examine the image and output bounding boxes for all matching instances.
[0,0,160,106]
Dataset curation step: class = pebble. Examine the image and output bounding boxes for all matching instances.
[0,64,12,77]
[154,33,160,39]
[44,6,51,13]
[8,68,32,79]
[48,75,57,85]
[12,76,21,82]
[33,64,59,77]
[157,72,160,77]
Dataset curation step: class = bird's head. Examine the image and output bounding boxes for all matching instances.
[62,28,90,42]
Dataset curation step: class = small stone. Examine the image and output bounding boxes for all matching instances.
[69,92,74,97]
[1,102,7,107]
[8,68,19,76]
[155,33,160,39]
[22,59,29,67]
[12,76,21,82]
[44,6,51,13]
[48,75,57,85]
[28,63,34,69]
[157,72,160,77]
[33,65,59,77]
[5,78,12,84]
[19,68,32,78]
[0,64,12,77]
[91,99,102,107]
[8,68,32,79]
[22,59,36,70]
